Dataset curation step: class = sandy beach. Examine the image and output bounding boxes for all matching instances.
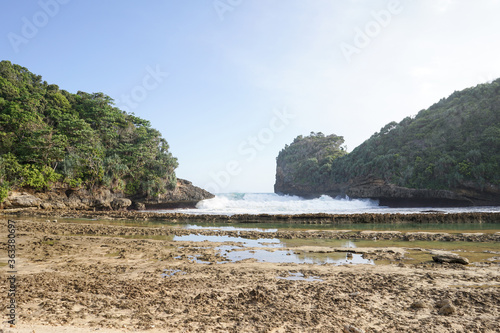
[1,218,499,332]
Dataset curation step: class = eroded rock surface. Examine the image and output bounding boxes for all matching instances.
[2,178,213,211]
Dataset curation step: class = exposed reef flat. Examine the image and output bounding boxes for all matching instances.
[1,219,498,332]
[8,219,500,243]
[2,209,499,225]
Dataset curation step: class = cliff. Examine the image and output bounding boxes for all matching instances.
[2,179,214,211]
[276,176,500,207]
[0,61,214,210]
[275,79,500,207]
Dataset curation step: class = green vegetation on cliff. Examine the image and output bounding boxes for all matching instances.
[277,79,500,193]
[276,132,347,187]
[0,61,178,203]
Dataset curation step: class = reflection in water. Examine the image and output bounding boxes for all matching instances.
[218,248,373,265]
[173,234,374,265]
[185,224,278,233]
[276,272,323,282]
[173,234,283,248]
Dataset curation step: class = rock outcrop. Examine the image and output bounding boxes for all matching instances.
[431,251,470,265]
[133,179,215,209]
[274,79,500,208]
[2,179,213,211]
[275,175,500,207]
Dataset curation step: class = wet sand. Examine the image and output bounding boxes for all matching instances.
[1,219,499,332]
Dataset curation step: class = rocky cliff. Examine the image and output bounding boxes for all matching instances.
[275,174,500,207]
[1,179,214,211]
[275,79,500,208]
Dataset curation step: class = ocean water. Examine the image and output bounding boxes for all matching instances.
[166,193,500,215]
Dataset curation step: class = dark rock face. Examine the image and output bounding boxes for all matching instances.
[275,175,500,208]
[111,198,132,211]
[3,178,214,211]
[137,179,215,209]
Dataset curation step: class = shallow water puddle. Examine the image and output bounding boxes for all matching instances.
[218,248,373,265]
[185,224,278,233]
[173,234,283,248]
[276,272,323,282]
[173,234,374,265]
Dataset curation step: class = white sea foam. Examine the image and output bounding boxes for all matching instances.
[160,193,500,215]
[177,193,379,215]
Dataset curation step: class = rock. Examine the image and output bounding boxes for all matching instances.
[1,177,214,212]
[53,201,67,209]
[275,175,481,207]
[345,178,475,208]
[435,299,456,315]
[111,198,132,211]
[432,252,469,265]
[438,303,456,316]
[94,198,112,210]
[435,299,452,308]
[343,325,365,333]
[411,301,427,309]
[40,202,52,210]
[8,192,42,208]
[138,179,215,209]
[135,202,146,210]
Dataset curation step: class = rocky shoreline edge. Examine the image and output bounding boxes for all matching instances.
[275,177,500,208]
[1,178,214,211]
[1,216,499,332]
[7,219,499,243]
[2,209,499,225]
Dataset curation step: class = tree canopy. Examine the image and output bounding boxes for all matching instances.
[0,61,178,202]
[276,132,347,186]
[276,79,500,192]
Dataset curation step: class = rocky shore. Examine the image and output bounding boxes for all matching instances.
[275,176,500,208]
[1,219,499,332]
[2,207,499,225]
[1,179,214,211]
[8,219,500,243]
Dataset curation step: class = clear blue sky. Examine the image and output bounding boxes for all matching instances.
[2,0,500,193]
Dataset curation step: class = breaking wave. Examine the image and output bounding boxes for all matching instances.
[191,193,379,215]
[159,193,500,215]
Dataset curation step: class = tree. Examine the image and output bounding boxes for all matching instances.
[0,60,179,198]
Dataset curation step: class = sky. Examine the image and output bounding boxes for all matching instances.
[1,0,500,193]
